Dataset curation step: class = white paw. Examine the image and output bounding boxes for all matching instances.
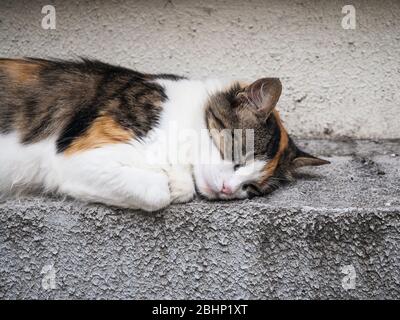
[170,183,195,204]
[141,179,171,212]
[168,170,196,204]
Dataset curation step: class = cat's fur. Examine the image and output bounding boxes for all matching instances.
[0,58,329,211]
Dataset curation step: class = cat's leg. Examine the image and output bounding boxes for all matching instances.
[52,149,172,212]
[167,165,196,204]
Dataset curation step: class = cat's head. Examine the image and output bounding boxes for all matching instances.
[193,77,330,200]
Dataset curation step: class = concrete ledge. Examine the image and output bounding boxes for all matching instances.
[1,139,400,299]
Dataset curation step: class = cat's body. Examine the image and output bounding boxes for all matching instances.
[0,58,329,211]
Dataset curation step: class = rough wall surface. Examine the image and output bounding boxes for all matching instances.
[1,140,399,299]
[1,0,399,139]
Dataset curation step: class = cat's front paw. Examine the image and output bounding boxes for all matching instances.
[168,167,196,204]
[141,184,171,211]
[170,183,195,204]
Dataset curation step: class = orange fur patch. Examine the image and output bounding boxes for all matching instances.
[64,115,133,156]
[261,110,289,182]
[0,59,42,84]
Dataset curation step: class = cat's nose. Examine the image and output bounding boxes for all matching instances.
[221,182,233,195]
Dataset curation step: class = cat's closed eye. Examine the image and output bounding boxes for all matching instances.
[233,164,241,171]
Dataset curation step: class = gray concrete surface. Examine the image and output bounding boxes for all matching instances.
[1,139,399,299]
[1,0,400,139]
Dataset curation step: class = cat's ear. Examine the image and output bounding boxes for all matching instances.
[292,149,330,168]
[238,78,282,119]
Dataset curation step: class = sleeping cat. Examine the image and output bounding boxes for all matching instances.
[0,58,329,211]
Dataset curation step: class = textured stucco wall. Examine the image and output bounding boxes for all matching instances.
[0,0,399,139]
[1,139,400,299]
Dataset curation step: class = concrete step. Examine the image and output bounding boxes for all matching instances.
[1,139,399,299]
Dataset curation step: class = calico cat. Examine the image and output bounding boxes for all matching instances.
[0,58,329,211]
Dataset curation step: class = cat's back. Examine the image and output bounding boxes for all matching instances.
[0,59,135,140]
[0,58,177,152]
[0,58,187,194]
